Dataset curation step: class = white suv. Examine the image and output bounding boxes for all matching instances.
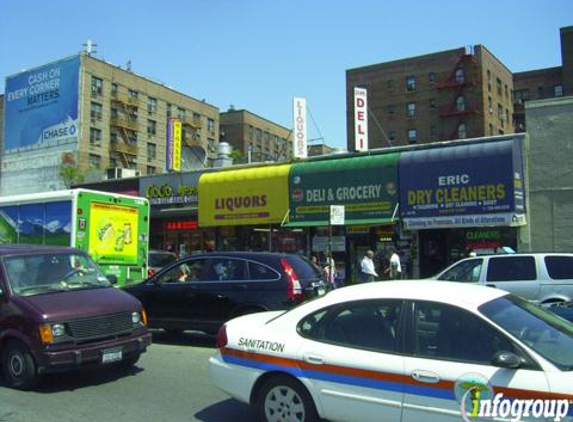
[433,253,573,304]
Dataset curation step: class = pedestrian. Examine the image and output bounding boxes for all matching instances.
[386,248,402,280]
[360,250,378,282]
[323,253,337,288]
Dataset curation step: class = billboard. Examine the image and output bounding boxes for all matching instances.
[4,56,80,151]
[293,97,307,158]
[166,118,182,171]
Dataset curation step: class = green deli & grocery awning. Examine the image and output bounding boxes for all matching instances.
[287,153,399,226]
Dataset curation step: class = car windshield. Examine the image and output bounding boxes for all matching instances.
[4,252,111,297]
[479,295,573,370]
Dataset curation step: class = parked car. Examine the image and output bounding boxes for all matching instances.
[210,280,573,422]
[147,249,178,277]
[123,252,327,335]
[432,253,573,305]
[0,244,151,389]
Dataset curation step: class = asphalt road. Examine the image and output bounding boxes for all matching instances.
[0,331,256,422]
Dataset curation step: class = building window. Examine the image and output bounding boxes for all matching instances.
[504,84,509,99]
[248,125,254,140]
[207,118,215,134]
[554,85,564,97]
[456,96,466,112]
[487,70,492,92]
[208,138,216,153]
[454,68,465,84]
[430,124,438,138]
[496,78,502,96]
[147,166,156,175]
[387,104,395,114]
[147,97,157,114]
[488,96,493,113]
[498,104,505,127]
[89,128,102,146]
[406,102,416,118]
[177,107,186,120]
[537,86,544,98]
[88,154,101,169]
[91,76,103,96]
[147,143,157,162]
[128,89,138,99]
[147,119,157,136]
[256,128,262,141]
[111,83,118,95]
[389,131,395,141]
[387,79,394,89]
[429,98,436,109]
[166,103,172,118]
[514,89,530,103]
[406,76,416,91]
[428,72,436,86]
[90,102,103,121]
[109,157,117,168]
[458,123,467,139]
[489,124,494,136]
[407,129,417,144]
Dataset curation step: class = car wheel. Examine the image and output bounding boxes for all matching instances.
[256,375,318,422]
[2,340,40,390]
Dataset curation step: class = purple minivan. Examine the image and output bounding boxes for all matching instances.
[0,245,151,389]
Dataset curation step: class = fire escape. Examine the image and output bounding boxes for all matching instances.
[179,114,203,148]
[436,51,480,139]
[110,91,139,168]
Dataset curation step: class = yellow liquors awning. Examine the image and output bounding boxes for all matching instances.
[199,164,291,227]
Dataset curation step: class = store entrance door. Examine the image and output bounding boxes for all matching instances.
[419,231,448,278]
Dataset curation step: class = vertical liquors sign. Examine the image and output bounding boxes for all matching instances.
[166,118,182,171]
[293,97,307,159]
[354,87,368,152]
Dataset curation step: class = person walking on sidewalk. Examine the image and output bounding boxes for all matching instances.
[360,250,378,282]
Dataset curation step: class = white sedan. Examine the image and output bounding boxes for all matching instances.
[210,281,573,422]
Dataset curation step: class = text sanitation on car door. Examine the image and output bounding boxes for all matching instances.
[238,338,285,353]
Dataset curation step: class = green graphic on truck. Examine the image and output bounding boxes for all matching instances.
[0,189,149,287]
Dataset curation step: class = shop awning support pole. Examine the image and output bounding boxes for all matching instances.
[391,203,400,222]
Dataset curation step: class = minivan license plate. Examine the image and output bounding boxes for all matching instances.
[102,347,123,364]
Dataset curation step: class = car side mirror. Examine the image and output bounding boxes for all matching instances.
[492,351,522,369]
[106,274,118,285]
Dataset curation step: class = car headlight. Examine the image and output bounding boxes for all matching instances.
[131,312,142,325]
[39,323,66,344]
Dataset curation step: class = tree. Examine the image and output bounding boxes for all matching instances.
[59,163,85,188]
[230,149,243,164]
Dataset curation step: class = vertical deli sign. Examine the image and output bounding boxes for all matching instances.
[166,118,182,171]
[354,87,368,152]
[293,97,307,159]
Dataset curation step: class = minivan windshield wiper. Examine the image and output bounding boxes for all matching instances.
[17,284,66,296]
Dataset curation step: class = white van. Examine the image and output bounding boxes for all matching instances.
[433,253,573,304]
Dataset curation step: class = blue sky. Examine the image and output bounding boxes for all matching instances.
[1,0,571,149]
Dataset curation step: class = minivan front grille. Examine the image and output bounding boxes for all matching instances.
[68,313,132,341]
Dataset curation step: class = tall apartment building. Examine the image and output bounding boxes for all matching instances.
[346,45,514,150]
[220,108,291,163]
[513,26,572,131]
[2,53,219,195]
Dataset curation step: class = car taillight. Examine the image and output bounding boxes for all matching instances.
[216,325,228,349]
[148,269,154,277]
[281,258,302,300]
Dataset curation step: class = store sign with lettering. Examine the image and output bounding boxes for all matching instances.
[139,172,202,208]
[400,139,526,229]
[289,154,399,225]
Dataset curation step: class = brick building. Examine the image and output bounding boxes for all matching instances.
[220,108,291,163]
[346,45,514,150]
[513,26,572,131]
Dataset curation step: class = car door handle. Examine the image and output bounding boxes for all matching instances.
[304,354,325,365]
[411,369,440,384]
